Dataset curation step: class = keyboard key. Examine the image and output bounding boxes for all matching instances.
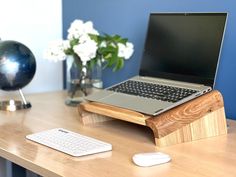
[108,80,197,102]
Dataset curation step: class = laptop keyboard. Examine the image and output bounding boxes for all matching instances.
[108,80,197,103]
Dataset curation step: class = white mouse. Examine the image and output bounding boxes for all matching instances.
[132,152,171,167]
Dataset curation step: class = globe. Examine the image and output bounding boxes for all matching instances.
[0,40,36,111]
[0,40,36,91]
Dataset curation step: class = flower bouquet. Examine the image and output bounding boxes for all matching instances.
[44,19,134,105]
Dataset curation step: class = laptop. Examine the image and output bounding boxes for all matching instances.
[86,13,227,116]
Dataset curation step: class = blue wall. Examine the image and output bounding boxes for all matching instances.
[63,0,236,119]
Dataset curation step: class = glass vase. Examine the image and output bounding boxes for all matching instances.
[65,56,103,106]
[91,59,103,89]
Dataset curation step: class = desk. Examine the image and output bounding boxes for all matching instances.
[0,91,235,177]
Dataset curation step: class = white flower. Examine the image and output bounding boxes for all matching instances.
[62,40,70,51]
[67,20,83,39]
[79,34,92,44]
[43,40,67,62]
[73,38,98,63]
[117,42,134,59]
[67,19,99,40]
[83,21,99,35]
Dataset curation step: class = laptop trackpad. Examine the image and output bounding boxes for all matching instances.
[100,93,172,115]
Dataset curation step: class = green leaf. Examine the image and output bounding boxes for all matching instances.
[95,32,131,71]
[89,34,98,42]
[113,58,124,72]
[119,38,128,44]
[113,35,122,41]
[70,38,79,47]
[73,56,82,68]
[88,58,96,69]
[106,55,117,67]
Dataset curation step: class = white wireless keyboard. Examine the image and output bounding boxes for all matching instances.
[26,128,112,157]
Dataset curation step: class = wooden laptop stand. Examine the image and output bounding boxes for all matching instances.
[78,90,227,147]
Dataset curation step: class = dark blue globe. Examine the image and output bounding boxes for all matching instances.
[0,40,36,91]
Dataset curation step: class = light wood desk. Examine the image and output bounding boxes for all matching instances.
[0,91,235,177]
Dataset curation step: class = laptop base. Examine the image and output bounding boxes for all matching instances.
[78,90,227,147]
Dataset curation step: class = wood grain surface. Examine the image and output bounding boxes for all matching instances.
[0,91,233,177]
[146,90,225,138]
[79,101,150,125]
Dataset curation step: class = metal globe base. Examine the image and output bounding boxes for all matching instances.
[0,89,31,112]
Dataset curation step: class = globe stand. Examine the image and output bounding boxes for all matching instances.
[0,89,31,111]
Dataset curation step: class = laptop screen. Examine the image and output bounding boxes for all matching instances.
[139,13,227,87]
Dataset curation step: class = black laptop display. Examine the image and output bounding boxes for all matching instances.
[140,13,227,88]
